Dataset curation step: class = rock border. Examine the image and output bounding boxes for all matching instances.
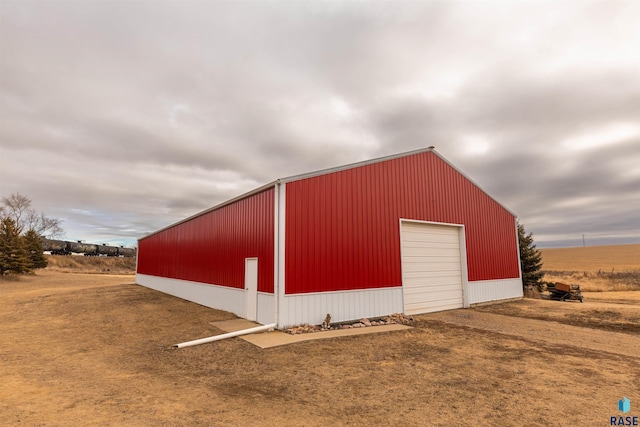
[284,313,414,335]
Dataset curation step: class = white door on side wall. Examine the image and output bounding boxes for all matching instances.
[400,221,464,315]
[245,258,258,321]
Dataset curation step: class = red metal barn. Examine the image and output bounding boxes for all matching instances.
[137,148,522,328]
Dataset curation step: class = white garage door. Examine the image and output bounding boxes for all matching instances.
[401,221,464,315]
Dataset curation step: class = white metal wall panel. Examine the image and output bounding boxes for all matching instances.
[256,293,275,325]
[400,221,464,314]
[277,287,403,328]
[467,278,523,305]
[137,274,245,319]
[137,274,277,325]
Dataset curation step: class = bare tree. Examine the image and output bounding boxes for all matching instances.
[1,193,31,233]
[29,211,64,238]
[1,193,64,238]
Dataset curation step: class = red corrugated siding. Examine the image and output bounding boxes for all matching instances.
[285,152,519,294]
[138,188,274,293]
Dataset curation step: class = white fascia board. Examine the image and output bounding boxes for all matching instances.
[515,217,524,281]
[430,150,518,217]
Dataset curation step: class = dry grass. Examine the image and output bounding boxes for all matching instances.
[540,244,640,292]
[44,254,136,274]
[540,244,640,271]
[543,270,640,292]
[0,273,23,282]
[476,297,640,334]
[1,271,638,426]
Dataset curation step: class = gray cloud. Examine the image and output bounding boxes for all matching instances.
[1,0,639,247]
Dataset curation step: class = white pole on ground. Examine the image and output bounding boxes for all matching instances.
[173,323,276,349]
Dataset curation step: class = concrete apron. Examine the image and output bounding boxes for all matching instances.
[209,319,412,349]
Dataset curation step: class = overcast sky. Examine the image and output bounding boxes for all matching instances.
[1,0,639,248]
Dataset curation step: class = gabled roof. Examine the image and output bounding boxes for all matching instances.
[279,146,435,183]
[278,145,515,216]
[140,146,515,240]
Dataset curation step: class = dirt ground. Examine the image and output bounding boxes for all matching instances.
[1,271,639,426]
[474,293,640,335]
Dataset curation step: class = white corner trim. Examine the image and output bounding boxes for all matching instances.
[276,181,287,327]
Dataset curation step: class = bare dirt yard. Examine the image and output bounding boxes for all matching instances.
[2,268,639,426]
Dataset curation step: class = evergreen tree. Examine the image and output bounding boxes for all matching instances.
[518,221,544,288]
[0,218,30,274]
[22,229,48,270]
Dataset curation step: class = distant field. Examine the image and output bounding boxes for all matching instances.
[540,244,640,271]
[540,244,640,291]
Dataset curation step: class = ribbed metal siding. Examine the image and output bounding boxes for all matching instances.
[138,188,274,293]
[285,151,519,294]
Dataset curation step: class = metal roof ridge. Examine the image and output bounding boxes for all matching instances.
[278,146,435,183]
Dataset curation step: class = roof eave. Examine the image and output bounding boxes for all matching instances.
[430,150,518,218]
[138,180,278,241]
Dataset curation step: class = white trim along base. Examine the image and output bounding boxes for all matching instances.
[136,274,276,322]
[277,287,404,329]
[137,274,521,329]
[137,274,243,316]
[466,278,523,305]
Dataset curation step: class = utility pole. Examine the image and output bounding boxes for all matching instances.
[582,234,585,247]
